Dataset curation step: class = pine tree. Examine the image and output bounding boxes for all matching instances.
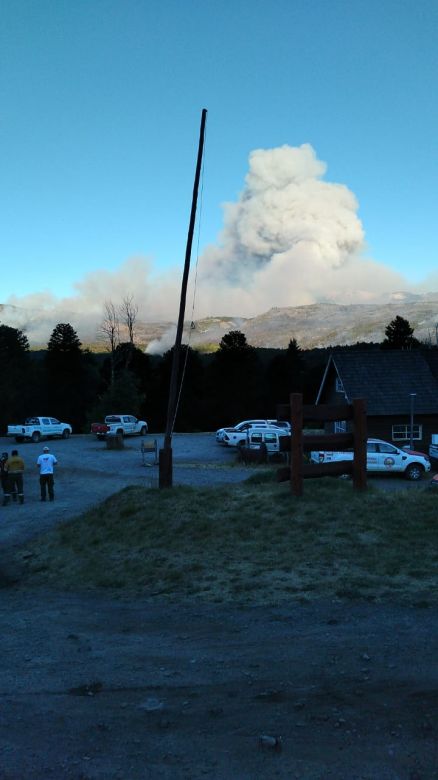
[382,316,419,349]
[212,330,259,424]
[45,323,98,429]
[47,322,82,354]
[0,325,31,429]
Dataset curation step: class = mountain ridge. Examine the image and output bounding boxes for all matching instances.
[1,293,438,351]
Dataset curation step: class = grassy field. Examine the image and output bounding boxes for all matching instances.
[17,474,438,605]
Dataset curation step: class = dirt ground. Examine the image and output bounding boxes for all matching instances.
[1,589,438,779]
[1,434,437,779]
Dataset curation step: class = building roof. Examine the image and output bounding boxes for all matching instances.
[423,350,438,381]
[319,350,438,415]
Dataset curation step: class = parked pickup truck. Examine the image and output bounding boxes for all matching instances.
[7,417,72,443]
[429,434,438,465]
[90,414,148,440]
[310,438,431,481]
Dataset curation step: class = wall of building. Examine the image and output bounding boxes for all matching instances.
[318,366,438,448]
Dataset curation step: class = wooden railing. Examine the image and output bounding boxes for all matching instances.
[277,393,367,496]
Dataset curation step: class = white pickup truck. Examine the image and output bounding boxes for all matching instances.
[310,438,431,481]
[90,414,148,440]
[429,434,438,465]
[7,416,72,443]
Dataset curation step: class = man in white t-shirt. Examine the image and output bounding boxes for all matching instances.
[36,446,58,502]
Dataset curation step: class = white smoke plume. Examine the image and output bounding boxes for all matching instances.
[146,326,177,355]
[196,143,406,313]
[2,258,180,344]
[1,143,416,347]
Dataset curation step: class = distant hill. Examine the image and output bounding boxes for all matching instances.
[1,292,438,351]
[151,293,438,351]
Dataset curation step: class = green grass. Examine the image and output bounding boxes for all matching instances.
[15,477,438,605]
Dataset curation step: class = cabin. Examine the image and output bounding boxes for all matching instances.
[316,350,438,450]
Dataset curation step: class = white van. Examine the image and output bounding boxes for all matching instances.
[239,428,290,453]
[217,419,290,444]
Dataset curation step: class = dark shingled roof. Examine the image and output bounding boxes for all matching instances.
[330,350,438,415]
[423,350,438,381]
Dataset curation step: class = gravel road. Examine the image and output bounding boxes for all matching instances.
[0,433,253,553]
[0,432,433,556]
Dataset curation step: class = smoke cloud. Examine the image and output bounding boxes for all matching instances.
[1,143,417,345]
[196,143,406,313]
[2,257,180,343]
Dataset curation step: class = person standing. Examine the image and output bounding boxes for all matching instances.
[4,450,25,505]
[0,452,9,503]
[37,446,58,502]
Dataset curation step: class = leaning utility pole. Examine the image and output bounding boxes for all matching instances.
[159,108,207,488]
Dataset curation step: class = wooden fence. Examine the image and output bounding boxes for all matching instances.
[277,393,367,497]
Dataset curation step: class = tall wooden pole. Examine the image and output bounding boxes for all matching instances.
[159,108,207,488]
[290,393,303,497]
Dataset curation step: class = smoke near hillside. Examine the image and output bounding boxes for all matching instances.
[197,143,406,313]
[0,143,429,345]
[3,258,180,344]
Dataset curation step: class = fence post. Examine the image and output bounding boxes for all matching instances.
[352,398,367,491]
[290,393,303,497]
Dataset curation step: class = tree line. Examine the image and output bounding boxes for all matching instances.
[0,315,435,434]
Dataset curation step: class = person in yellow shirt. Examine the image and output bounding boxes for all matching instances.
[4,450,25,505]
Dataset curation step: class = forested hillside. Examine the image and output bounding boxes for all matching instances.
[0,318,433,434]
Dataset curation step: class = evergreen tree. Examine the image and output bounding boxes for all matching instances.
[88,370,144,424]
[209,330,260,426]
[0,325,32,431]
[99,342,152,420]
[218,330,252,353]
[45,323,99,430]
[113,342,151,384]
[0,324,29,361]
[148,345,206,431]
[265,338,305,410]
[47,322,82,353]
[382,316,419,349]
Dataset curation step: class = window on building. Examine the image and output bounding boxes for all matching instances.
[334,420,347,433]
[335,377,344,393]
[392,424,422,441]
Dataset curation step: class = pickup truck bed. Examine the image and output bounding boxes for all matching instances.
[90,415,148,439]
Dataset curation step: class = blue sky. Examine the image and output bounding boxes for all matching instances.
[1,0,437,316]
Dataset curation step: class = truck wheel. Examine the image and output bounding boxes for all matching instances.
[140,426,147,436]
[62,429,70,439]
[31,431,41,443]
[405,463,423,481]
[117,429,124,437]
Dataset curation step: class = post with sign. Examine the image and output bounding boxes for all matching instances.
[409,393,416,450]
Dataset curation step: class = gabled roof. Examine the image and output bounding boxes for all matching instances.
[318,350,438,415]
[423,350,438,381]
